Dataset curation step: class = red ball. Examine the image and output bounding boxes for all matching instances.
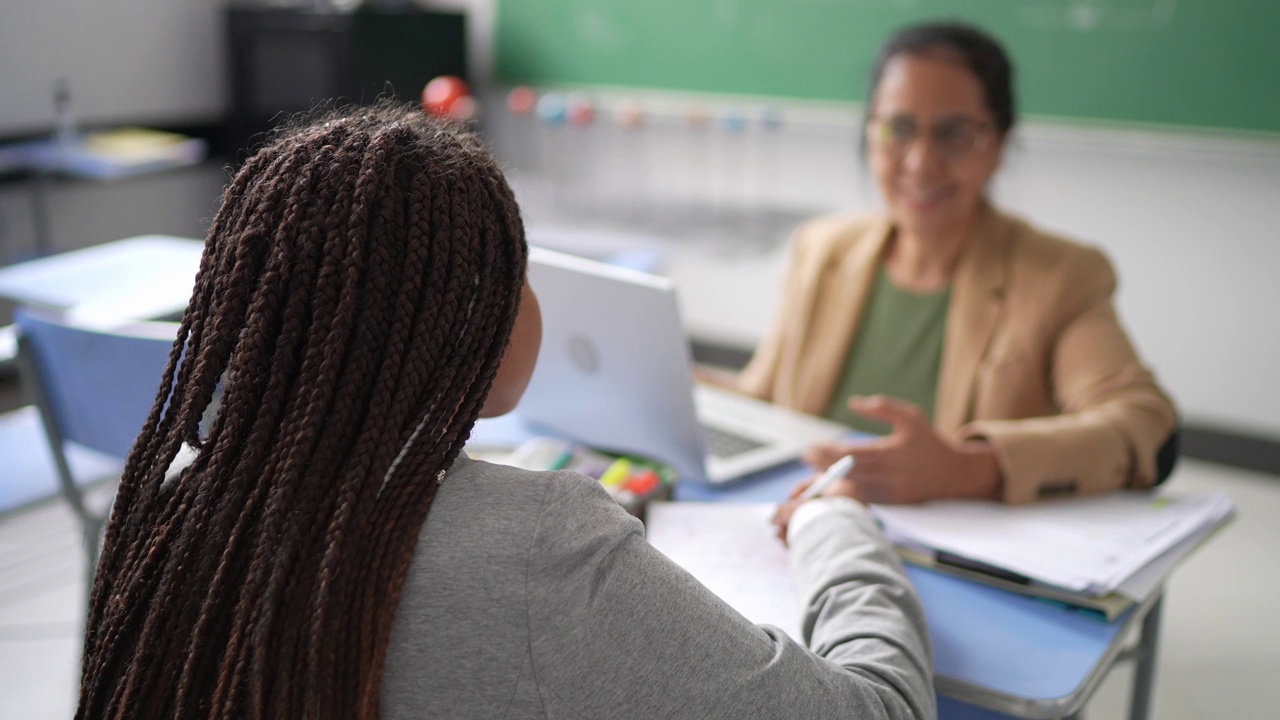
[422,76,471,117]
[448,95,478,122]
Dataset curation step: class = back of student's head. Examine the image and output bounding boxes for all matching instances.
[78,101,528,718]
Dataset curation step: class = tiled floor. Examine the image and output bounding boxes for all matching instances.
[0,482,110,720]
[1,460,1276,718]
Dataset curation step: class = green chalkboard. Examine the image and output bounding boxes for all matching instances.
[495,1,1279,135]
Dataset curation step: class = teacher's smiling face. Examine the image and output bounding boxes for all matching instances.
[867,52,1004,241]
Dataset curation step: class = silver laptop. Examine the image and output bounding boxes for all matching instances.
[518,247,848,484]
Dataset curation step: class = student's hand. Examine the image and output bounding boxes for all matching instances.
[770,464,864,545]
[803,395,1002,505]
[771,477,818,545]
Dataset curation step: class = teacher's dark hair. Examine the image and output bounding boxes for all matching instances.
[76,101,527,719]
[864,20,1017,137]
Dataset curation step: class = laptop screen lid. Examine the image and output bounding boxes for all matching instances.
[518,247,708,481]
[518,247,851,484]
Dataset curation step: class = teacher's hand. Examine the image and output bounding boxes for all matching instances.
[803,395,1002,505]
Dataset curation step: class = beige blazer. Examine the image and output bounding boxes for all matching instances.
[739,206,1176,504]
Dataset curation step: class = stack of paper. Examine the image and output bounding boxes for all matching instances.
[871,489,1235,601]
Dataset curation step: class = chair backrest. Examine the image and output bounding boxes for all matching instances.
[15,307,180,459]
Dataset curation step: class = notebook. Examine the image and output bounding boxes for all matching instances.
[518,246,848,484]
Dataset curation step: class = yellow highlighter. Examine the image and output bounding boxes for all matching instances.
[599,458,632,489]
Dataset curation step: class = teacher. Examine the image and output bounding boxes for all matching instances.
[741,21,1177,506]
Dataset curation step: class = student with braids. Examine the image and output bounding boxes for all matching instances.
[77,102,934,720]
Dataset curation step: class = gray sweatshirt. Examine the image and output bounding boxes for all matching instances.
[382,455,935,719]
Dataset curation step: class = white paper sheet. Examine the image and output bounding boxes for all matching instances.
[645,501,801,639]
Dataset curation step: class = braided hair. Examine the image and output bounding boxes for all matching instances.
[77,102,528,718]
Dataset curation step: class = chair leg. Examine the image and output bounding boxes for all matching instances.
[1129,595,1163,720]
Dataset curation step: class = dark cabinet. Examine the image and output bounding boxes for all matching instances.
[225,5,467,158]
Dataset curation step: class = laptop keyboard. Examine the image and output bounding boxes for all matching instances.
[703,424,768,460]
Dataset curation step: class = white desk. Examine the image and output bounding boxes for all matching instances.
[0,234,203,366]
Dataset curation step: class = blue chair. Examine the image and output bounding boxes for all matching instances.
[12,307,179,592]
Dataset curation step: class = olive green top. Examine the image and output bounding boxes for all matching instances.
[823,268,950,435]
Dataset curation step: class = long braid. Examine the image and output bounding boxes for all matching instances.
[361,180,526,713]
[352,162,524,711]
[77,103,529,719]
[101,142,318,715]
[99,135,349,719]
[172,139,346,715]
[91,143,309,659]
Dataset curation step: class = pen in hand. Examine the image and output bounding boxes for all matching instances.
[772,454,855,543]
[797,454,855,502]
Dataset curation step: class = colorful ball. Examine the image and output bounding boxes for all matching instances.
[566,93,596,127]
[422,76,470,118]
[685,103,711,129]
[760,106,785,131]
[613,99,645,129]
[507,86,537,115]
[535,92,568,125]
[448,95,478,122]
[721,109,748,134]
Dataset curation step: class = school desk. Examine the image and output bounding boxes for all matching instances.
[471,413,1164,720]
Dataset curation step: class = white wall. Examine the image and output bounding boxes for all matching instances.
[994,129,1280,437]
[0,0,227,135]
[3,0,1277,437]
[0,0,492,137]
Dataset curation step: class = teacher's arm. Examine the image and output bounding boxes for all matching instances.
[961,247,1177,504]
